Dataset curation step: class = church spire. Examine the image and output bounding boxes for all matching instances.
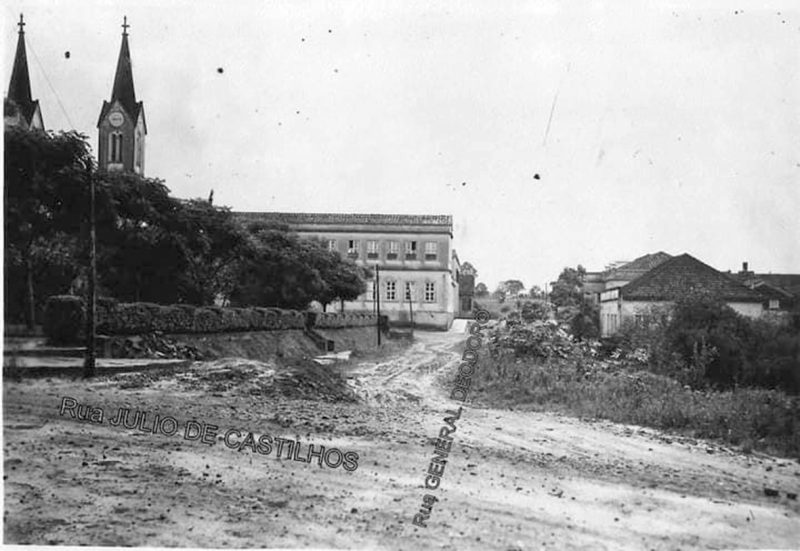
[97,16,146,175]
[6,14,43,130]
[110,16,137,118]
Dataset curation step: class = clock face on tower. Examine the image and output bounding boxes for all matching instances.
[109,112,124,127]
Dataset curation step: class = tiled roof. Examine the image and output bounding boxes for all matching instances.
[756,274,800,296]
[234,212,453,227]
[604,251,672,281]
[621,253,763,302]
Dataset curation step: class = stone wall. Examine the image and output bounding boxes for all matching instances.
[44,295,378,343]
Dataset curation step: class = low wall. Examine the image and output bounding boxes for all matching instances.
[161,326,379,360]
[43,295,379,344]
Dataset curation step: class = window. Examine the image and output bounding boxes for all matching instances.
[347,239,359,258]
[424,242,438,260]
[424,282,436,302]
[367,240,379,259]
[109,132,123,163]
[387,241,399,260]
[134,132,142,170]
[769,299,780,310]
[634,314,644,327]
[327,239,337,252]
[385,280,396,301]
[369,281,376,301]
[405,240,417,260]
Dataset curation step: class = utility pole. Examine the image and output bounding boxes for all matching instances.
[406,282,414,337]
[84,162,96,378]
[375,265,381,345]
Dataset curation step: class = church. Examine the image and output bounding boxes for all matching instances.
[5,14,146,176]
[5,15,472,330]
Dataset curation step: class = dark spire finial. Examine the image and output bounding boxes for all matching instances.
[122,16,129,35]
[18,13,25,33]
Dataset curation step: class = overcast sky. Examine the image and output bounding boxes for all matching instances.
[3,0,799,290]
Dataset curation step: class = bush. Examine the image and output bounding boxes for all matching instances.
[44,295,84,344]
[470,352,800,459]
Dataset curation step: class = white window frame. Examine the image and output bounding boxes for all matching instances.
[424,281,436,302]
[387,241,400,260]
[327,239,337,252]
[405,240,417,260]
[385,280,397,301]
[424,241,438,260]
[347,239,359,257]
[367,240,379,259]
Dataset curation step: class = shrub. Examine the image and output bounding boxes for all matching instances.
[44,295,84,344]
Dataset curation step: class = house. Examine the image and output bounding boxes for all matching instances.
[583,252,673,303]
[234,212,461,330]
[599,253,764,337]
[731,262,800,312]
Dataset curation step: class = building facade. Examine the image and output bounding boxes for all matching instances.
[235,212,461,330]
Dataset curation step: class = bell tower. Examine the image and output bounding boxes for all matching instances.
[97,16,146,175]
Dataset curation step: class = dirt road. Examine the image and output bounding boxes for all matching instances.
[4,330,799,549]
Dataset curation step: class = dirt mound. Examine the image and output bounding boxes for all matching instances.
[115,357,358,402]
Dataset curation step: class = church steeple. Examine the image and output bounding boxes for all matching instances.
[5,14,44,130]
[110,17,137,118]
[98,16,146,175]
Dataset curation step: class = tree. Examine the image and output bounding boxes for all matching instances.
[474,282,489,297]
[497,279,525,298]
[4,127,93,326]
[229,226,371,310]
[460,261,477,275]
[528,285,544,299]
[549,265,598,340]
[549,265,587,308]
[304,238,371,312]
[169,199,249,305]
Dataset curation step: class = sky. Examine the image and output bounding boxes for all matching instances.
[3,0,799,291]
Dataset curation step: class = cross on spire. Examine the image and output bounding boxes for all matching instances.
[121,16,129,35]
[18,13,25,33]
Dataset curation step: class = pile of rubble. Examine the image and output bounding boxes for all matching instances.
[488,320,589,360]
[187,358,358,402]
[109,332,204,360]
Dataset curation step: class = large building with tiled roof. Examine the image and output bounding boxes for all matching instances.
[4,14,44,131]
[97,17,146,175]
[235,212,464,329]
[582,252,673,303]
[599,253,765,336]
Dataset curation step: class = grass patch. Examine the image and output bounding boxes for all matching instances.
[471,355,800,459]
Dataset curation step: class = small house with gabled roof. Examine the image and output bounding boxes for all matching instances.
[599,253,764,336]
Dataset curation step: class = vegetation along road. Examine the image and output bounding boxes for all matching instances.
[4,329,799,549]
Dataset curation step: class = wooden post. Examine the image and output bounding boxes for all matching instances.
[375,264,381,346]
[84,163,96,378]
[407,282,414,337]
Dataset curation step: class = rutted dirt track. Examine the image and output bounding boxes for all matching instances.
[3,330,799,549]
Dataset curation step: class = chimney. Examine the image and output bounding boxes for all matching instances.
[742,261,749,272]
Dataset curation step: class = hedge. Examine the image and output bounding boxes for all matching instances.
[43,296,378,343]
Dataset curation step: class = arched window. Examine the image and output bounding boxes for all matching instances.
[134,132,141,169]
[109,132,123,163]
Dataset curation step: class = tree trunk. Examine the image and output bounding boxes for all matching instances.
[25,251,35,329]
